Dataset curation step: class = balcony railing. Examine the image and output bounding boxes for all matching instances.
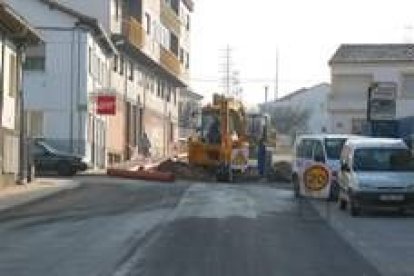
[160,1,181,36]
[160,47,181,78]
[123,17,145,50]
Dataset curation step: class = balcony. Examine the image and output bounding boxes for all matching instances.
[160,1,181,36]
[123,17,145,50]
[160,47,181,78]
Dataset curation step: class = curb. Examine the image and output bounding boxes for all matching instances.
[0,179,81,213]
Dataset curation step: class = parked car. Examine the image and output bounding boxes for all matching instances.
[31,140,88,176]
[338,138,414,216]
[292,134,359,200]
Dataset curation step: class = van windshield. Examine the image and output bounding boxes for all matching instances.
[353,148,414,172]
[324,138,347,160]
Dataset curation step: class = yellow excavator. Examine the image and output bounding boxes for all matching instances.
[188,94,250,181]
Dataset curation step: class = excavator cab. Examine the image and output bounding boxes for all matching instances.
[188,94,249,181]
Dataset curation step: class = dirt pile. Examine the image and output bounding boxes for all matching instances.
[157,159,214,181]
[267,161,292,183]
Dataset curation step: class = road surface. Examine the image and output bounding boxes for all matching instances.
[0,176,380,276]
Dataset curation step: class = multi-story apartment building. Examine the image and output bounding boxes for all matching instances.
[5,0,117,168]
[0,3,41,185]
[45,0,194,162]
[115,0,194,159]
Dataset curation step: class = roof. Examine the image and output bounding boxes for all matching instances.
[330,44,414,65]
[182,0,194,12]
[262,82,330,105]
[39,0,117,54]
[345,138,407,149]
[0,2,42,44]
[182,89,203,100]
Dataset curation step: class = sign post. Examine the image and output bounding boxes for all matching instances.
[367,82,397,136]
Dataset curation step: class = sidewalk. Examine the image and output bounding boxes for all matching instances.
[0,178,80,212]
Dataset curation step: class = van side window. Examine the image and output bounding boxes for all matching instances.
[297,139,313,159]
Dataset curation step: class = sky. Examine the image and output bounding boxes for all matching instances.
[190,0,414,107]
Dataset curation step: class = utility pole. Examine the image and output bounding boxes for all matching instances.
[219,45,233,97]
[275,48,279,101]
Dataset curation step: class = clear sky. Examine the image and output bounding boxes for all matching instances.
[190,0,414,107]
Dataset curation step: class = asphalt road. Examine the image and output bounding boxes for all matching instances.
[0,176,380,276]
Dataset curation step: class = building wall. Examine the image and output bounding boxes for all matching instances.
[329,62,414,134]
[0,34,20,182]
[7,0,112,167]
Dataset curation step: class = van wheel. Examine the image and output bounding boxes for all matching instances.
[398,207,407,216]
[57,162,75,177]
[338,198,347,210]
[349,197,361,217]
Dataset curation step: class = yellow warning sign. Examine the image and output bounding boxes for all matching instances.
[304,165,330,191]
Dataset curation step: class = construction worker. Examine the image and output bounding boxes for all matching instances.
[258,137,266,177]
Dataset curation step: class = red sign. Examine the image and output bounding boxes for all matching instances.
[97,95,116,115]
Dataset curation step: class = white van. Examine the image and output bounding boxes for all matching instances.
[292,134,358,199]
[338,138,414,216]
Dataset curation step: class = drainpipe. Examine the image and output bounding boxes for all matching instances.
[0,32,5,174]
[17,43,26,184]
[77,27,82,156]
[69,27,76,153]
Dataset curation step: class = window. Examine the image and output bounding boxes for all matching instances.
[402,74,414,98]
[160,24,170,49]
[113,55,118,72]
[325,138,347,160]
[171,0,179,14]
[157,79,162,97]
[145,13,151,35]
[128,61,134,81]
[114,0,120,21]
[120,55,124,75]
[297,139,313,159]
[170,32,179,56]
[24,57,45,71]
[88,47,92,74]
[180,48,184,63]
[185,52,190,69]
[186,14,190,31]
[353,148,414,172]
[9,54,17,97]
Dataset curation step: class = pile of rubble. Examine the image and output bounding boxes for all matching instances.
[157,159,214,182]
[267,161,292,183]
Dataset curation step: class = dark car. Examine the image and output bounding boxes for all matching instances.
[31,140,88,176]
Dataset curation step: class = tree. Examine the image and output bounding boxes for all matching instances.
[267,106,311,137]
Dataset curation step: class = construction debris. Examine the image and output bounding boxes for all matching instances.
[267,161,292,183]
[157,159,214,181]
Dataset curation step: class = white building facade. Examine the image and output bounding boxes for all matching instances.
[329,44,414,135]
[6,0,117,168]
[0,3,41,185]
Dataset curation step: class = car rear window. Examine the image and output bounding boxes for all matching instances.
[324,138,347,160]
